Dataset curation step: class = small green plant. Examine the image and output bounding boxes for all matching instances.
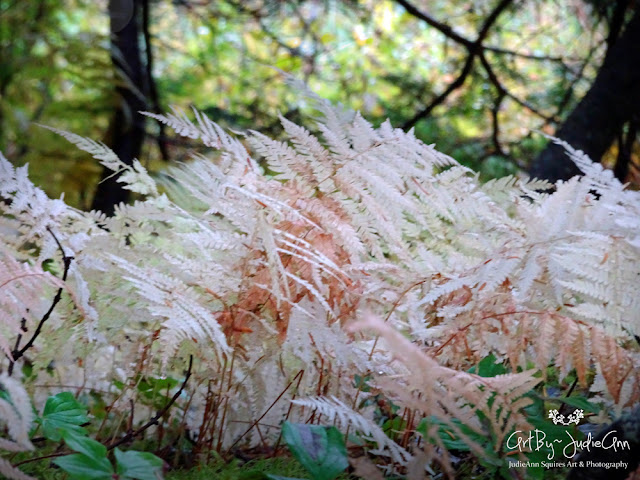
[36,392,164,480]
[266,422,349,480]
[53,430,164,480]
[37,392,91,441]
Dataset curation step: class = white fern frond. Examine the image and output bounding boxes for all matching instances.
[0,374,34,454]
[544,135,621,191]
[0,154,72,245]
[108,255,231,357]
[0,458,36,480]
[0,248,65,357]
[38,126,157,196]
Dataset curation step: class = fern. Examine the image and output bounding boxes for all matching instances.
[37,126,157,196]
[349,314,541,452]
[0,374,36,480]
[0,247,64,357]
[0,83,639,475]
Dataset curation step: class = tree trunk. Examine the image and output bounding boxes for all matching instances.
[92,0,147,215]
[529,8,640,183]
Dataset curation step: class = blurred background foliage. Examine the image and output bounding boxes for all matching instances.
[1,0,638,211]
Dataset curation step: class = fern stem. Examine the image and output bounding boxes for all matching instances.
[226,368,305,453]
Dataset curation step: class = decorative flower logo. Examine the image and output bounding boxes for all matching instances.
[548,409,584,426]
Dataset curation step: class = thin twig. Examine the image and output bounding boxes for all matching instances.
[106,355,193,450]
[394,0,473,47]
[400,0,515,128]
[479,51,557,123]
[271,368,305,456]
[558,377,579,416]
[8,318,27,376]
[227,369,305,453]
[490,90,506,155]
[483,44,577,63]
[403,55,476,129]
[9,227,73,375]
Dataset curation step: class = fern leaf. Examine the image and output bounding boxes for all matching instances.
[38,126,157,196]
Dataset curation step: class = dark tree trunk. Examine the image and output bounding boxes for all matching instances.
[92,0,147,215]
[530,8,640,183]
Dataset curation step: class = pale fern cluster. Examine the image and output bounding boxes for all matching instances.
[0,86,638,470]
[0,374,36,480]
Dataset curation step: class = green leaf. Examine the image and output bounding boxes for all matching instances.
[62,429,107,459]
[281,422,348,480]
[114,448,165,480]
[136,376,179,410]
[469,353,507,377]
[52,453,113,480]
[417,416,488,452]
[38,392,90,441]
[550,396,599,414]
[41,258,56,273]
[382,416,406,439]
[137,376,178,393]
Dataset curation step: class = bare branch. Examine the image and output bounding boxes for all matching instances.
[403,55,475,129]
[483,44,578,63]
[490,91,506,156]
[479,51,557,123]
[475,0,515,46]
[394,0,473,47]
[400,0,515,128]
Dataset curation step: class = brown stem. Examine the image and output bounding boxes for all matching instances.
[107,355,193,450]
[226,369,305,453]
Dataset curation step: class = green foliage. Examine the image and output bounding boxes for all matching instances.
[17,391,165,480]
[53,431,114,480]
[38,392,90,441]
[469,353,508,377]
[279,422,349,480]
[52,430,165,480]
[165,457,352,480]
[114,449,166,480]
[2,0,611,209]
[114,375,180,412]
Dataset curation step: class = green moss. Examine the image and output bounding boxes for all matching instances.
[167,456,354,480]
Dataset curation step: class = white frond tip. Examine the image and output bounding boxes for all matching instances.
[37,125,120,167]
[537,132,621,189]
[0,458,37,480]
[37,125,157,196]
[141,107,222,149]
[0,374,34,452]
